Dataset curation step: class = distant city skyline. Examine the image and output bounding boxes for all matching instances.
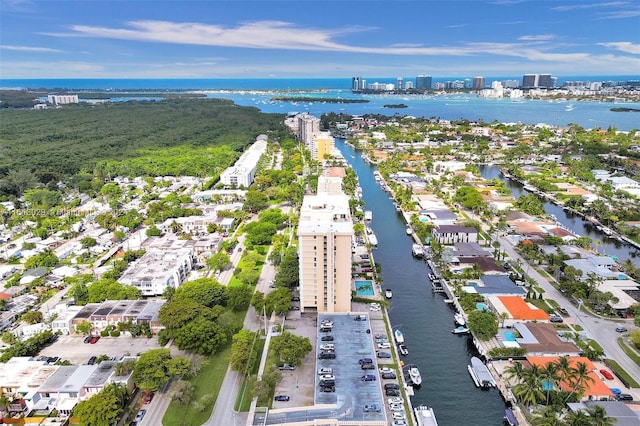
[1,1,639,79]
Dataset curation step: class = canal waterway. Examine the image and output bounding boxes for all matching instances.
[479,165,640,265]
[335,140,507,426]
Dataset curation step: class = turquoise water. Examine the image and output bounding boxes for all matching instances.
[355,280,374,296]
[504,332,516,342]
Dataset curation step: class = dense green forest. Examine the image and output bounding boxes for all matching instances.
[0,98,288,197]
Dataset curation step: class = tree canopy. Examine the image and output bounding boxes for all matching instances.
[72,383,129,426]
[132,349,191,392]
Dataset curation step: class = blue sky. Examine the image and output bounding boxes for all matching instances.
[1,0,639,79]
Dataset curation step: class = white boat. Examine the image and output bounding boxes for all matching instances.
[406,227,413,235]
[364,210,373,221]
[394,203,402,212]
[412,244,424,258]
[414,405,439,426]
[409,365,422,386]
[385,289,393,300]
[368,234,378,246]
[452,326,470,335]
[454,313,466,326]
[468,356,496,389]
[398,344,408,356]
[393,328,403,343]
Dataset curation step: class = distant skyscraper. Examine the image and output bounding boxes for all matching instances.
[538,74,552,88]
[404,81,413,89]
[396,77,403,90]
[351,76,363,91]
[473,76,485,89]
[522,74,538,88]
[415,75,432,90]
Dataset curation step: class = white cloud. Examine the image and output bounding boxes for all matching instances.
[598,41,640,54]
[1,45,61,53]
[518,34,555,41]
[551,2,629,12]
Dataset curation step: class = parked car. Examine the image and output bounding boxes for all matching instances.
[354,315,367,321]
[321,335,334,341]
[392,420,408,426]
[89,336,100,344]
[87,356,97,365]
[359,358,373,365]
[388,397,404,405]
[392,412,406,420]
[615,325,628,333]
[274,395,290,402]
[549,314,563,323]
[83,336,92,344]
[363,404,381,413]
[134,410,146,422]
[319,344,335,351]
[289,305,300,310]
[382,372,397,380]
[318,368,333,375]
[384,383,400,390]
[318,352,336,359]
[144,392,154,404]
[385,389,401,396]
[361,374,376,382]
[600,369,614,380]
[319,374,335,382]
[389,404,404,412]
[291,296,300,301]
[377,351,392,358]
[320,385,335,392]
[361,363,375,370]
[377,342,391,349]
[557,307,569,316]
[616,393,633,401]
[277,363,296,371]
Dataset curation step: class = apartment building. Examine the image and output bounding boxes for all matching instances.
[298,169,353,313]
[220,136,268,188]
[309,131,335,161]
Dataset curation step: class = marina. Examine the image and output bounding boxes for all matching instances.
[393,328,404,344]
[336,139,508,425]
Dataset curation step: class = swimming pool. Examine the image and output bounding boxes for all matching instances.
[355,280,374,296]
[504,332,516,342]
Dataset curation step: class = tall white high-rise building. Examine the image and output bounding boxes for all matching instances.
[298,168,354,313]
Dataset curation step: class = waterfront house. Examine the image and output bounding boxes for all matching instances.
[496,323,581,356]
[526,357,613,401]
[461,275,526,297]
[567,401,640,426]
[489,296,550,326]
[432,224,478,245]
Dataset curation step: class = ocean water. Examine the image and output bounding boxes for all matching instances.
[2,77,639,130]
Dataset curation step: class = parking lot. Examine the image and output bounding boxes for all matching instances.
[38,334,169,365]
[272,304,406,424]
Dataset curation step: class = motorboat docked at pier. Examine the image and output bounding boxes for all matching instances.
[406,227,413,235]
[468,356,496,389]
[454,312,466,326]
[408,365,422,386]
[452,326,470,335]
[393,328,404,344]
[385,289,393,299]
[414,405,439,426]
[364,210,373,221]
[398,344,408,356]
[367,233,378,246]
[412,244,424,258]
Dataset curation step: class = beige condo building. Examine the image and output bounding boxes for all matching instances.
[298,168,353,313]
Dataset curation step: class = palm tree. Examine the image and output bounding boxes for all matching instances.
[539,362,560,405]
[514,369,544,408]
[531,406,566,426]
[566,362,595,402]
[564,409,591,426]
[585,405,616,426]
[555,356,577,387]
[505,361,526,384]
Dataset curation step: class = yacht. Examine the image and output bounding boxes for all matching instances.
[414,405,439,426]
[368,233,378,247]
[412,244,424,258]
[468,356,496,389]
[385,289,393,300]
[364,210,373,221]
[393,328,404,344]
[452,326,470,335]
[408,365,422,386]
[406,227,413,235]
[454,312,466,326]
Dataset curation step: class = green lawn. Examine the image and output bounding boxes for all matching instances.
[606,356,640,388]
[235,338,266,412]
[618,337,640,370]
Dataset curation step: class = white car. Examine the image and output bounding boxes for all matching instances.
[389,404,404,412]
[392,421,408,426]
[388,397,404,405]
[379,367,394,374]
[319,343,334,351]
[319,374,335,382]
[369,303,381,311]
[377,342,391,349]
[318,368,333,375]
[392,412,406,420]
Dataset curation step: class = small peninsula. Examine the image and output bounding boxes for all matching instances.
[270,96,369,103]
[383,103,408,108]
